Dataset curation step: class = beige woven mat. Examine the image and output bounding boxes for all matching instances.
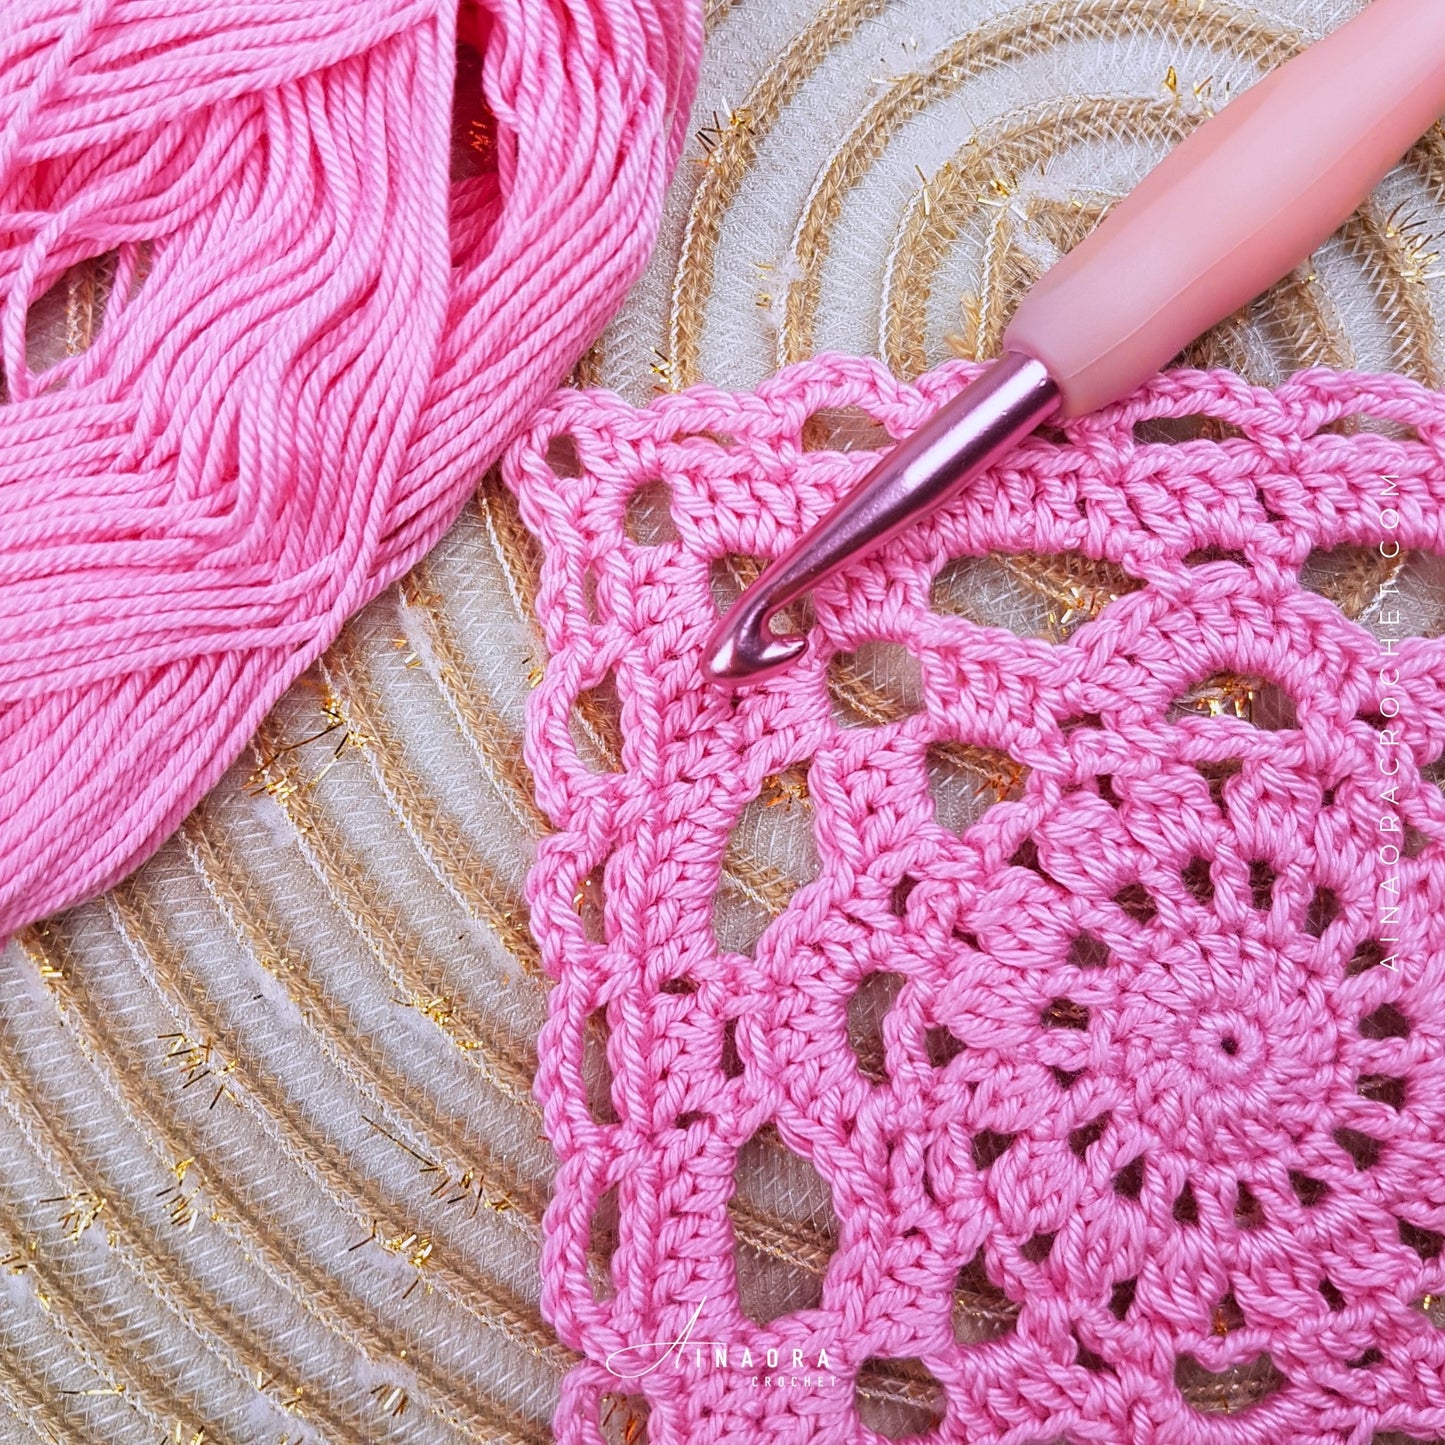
[6,1,1445,1441]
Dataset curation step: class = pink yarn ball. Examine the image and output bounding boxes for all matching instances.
[0,0,701,933]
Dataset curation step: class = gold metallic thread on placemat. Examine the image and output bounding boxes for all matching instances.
[24,914,547,1445]
[671,0,889,386]
[781,1,1293,363]
[245,718,544,1100]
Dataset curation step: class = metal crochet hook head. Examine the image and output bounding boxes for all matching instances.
[701,352,1061,684]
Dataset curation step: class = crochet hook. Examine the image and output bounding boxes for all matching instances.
[702,0,1445,683]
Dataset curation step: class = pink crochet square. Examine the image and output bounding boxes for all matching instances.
[514,355,1445,1444]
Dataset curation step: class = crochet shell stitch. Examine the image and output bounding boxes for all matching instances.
[514,353,1445,1445]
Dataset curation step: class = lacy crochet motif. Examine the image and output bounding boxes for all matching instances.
[514,354,1445,1444]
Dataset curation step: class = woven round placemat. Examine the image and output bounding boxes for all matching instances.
[5,2,1445,1441]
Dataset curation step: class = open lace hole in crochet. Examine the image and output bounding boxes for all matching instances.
[1109,1276,1137,1320]
[1372,549,1445,639]
[580,568,602,625]
[953,1248,1018,1342]
[1346,939,1389,976]
[623,478,680,545]
[1042,997,1090,1030]
[1114,1156,1145,1199]
[828,641,924,727]
[1213,1291,1247,1334]
[1357,1073,1406,1110]
[575,864,607,943]
[890,874,918,917]
[1300,544,1405,620]
[1309,413,1420,443]
[1008,836,1058,884]
[1195,758,1244,813]
[1400,1220,1445,1261]
[1234,1181,1266,1231]
[583,1009,618,1125]
[1068,932,1111,969]
[570,671,623,772]
[1113,882,1157,925]
[925,1024,965,1068]
[1070,1114,1110,1157]
[1305,886,1341,937]
[1173,1181,1200,1225]
[854,1359,945,1440]
[545,433,583,479]
[1359,1001,1411,1039]
[930,550,1142,638]
[1333,1126,1384,1171]
[719,1018,744,1080]
[1247,860,1277,912]
[971,1129,1016,1172]
[800,405,892,453]
[1171,674,1299,730]
[1425,753,1445,794]
[926,740,1028,834]
[713,771,820,957]
[1019,1230,1056,1264]
[598,1393,649,1445]
[1133,413,1246,445]
[1173,1353,1288,1413]
[1184,544,1251,569]
[592,1185,621,1299]
[930,555,1051,636]
[848,971,906,1084]
[707,554,749,616]
[1181,857,1216,906]
[730,1127,836,1326]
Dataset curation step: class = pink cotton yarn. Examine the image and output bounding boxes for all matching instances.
[0,0,700,933]
[516,355,1445,1443]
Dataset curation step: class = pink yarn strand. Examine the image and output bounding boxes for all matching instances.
[0,0,702,933]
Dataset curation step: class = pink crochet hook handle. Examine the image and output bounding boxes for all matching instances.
[703,0,1445,683]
